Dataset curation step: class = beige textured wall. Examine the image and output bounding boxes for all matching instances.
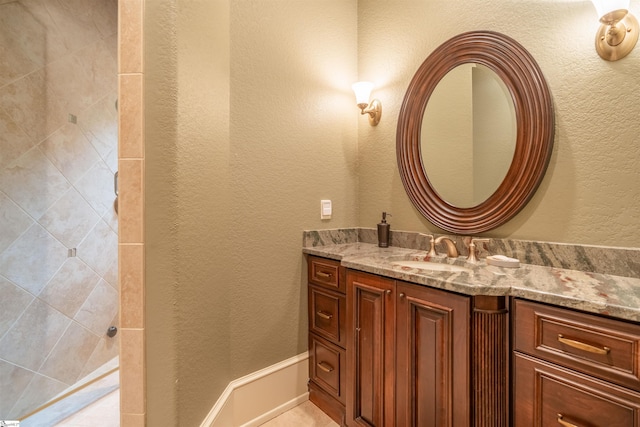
[144,0,358,425]
[357,0,640,247]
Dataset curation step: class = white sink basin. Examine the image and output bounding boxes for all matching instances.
[391,260,472,273]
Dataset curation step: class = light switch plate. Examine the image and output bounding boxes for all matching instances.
[321,199,332,219]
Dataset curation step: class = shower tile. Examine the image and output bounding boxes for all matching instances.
[0,69,68,144]
[120,244,143,329]
[77,94,118,162]
[0,108,34,170]
[74,279,118,337]
[118,74,144,159]
[119,0,144,74]
[103,204,119,235]
[0,276,33,339]
[0,223,68,295]
[75,160,117,217]
[118,159,144,244]
[46,38,116,117]
[92,0,118,40]
[77,220,118,277]
[45,53,97,116]
[103,256,118,289]
[119,328,144,415]
[16,0,72,62]
[39,321,100,385]
[0,2,44,86]
[43,0,101,54]
[82,38,118,101]
[0,359,34,417]
[8,371,67,420]
[81,333,119,379]
[38,188,101,248]
[38,258,100,319]
[39,123,101,185]
[120,413,146,427]
[0,192,33,255]
[0,298,70,372]
[0,147,70,220]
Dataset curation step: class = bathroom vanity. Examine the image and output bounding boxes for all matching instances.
[303,235,640,427]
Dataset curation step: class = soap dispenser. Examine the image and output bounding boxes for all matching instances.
[377,212,391,248]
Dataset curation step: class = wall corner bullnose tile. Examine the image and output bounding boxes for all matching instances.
[118,0,146,425]
[119,0,144,75]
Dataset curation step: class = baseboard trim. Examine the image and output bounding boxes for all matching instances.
[201,352,310,427]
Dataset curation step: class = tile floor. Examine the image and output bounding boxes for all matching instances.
[48,394,337,427]
[259,401,338,427]
[54,389,120,427]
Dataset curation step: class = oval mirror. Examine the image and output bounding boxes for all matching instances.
[397,31,554,234]
[421,63,516,208]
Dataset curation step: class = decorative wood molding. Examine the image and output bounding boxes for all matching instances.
[472,296,509,426]
[397,31,554,234]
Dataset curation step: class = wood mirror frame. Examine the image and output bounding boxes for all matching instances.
[397,31,554,234]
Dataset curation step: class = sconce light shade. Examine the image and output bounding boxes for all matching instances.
[591,0,629,20]
[591,0,638,60]
[352,81,382,126]
[352,82,374,105]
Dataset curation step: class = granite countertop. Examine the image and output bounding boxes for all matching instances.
[303,242,640,322]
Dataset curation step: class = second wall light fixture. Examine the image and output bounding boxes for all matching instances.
[591,0,638,60]
[352,81,382,126]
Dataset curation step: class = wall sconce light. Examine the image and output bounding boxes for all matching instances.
[352,81,382,126]
[591,0,638,60]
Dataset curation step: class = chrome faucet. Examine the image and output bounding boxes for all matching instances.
[435,236,458,258]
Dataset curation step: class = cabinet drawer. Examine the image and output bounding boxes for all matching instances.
[308,256,344,293]
[309,334,346,405]
[513,299,640,391]
[514,353,640,426]
[309,284,346,347]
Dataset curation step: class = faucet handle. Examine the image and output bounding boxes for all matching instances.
[467,238,490,263]
[419,233,437,257]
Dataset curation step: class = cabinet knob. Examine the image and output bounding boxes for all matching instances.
[385,289,391,295]
[399,293,405,298]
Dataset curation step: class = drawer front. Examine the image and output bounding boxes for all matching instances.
[309,284,346,347]
[308,256,344,293]
[514,353,640,427]
[514,299,640,391]
[309,334,346,404]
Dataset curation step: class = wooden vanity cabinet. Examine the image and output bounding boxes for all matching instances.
[395,280,471,427]
[307,256,347,425]
[512,299,640,426]
[346,269,472,427]
[346,270,395,427]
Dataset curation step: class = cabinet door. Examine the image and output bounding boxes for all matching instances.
[396,281,471,427]
[346,270,395,427]
[514,352,640,426]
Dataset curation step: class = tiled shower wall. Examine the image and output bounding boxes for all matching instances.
[0,0,119,420]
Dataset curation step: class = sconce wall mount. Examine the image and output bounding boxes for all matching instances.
[352,81,382,126]
[592,0,638,60]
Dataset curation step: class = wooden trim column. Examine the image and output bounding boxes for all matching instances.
[472,296,509,426]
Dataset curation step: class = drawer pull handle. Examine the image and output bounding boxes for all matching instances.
[316,271,332,279]
[317,310,333,320]
[317,361,334,373]
[557,414,579,427]
[557,334,611,355]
